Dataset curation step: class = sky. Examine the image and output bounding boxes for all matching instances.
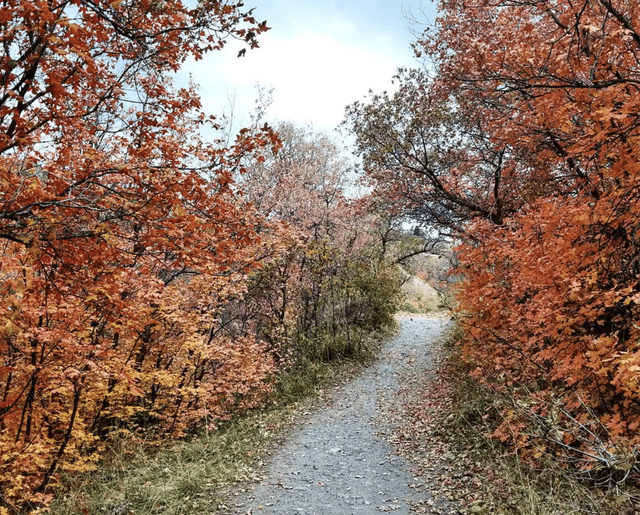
[178,0,438,136]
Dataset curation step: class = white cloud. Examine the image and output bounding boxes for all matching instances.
[179,11,414,134]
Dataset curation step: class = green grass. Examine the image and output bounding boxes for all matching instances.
[48,331,389,515]
[51,415,280,514]
[400,301,421,313]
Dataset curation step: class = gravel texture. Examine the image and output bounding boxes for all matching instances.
[227,315,456,515]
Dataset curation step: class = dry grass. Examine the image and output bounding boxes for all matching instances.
[389,323,640,515]
[400,273,448,314]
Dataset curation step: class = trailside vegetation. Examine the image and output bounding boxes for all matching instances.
[0,2,401,512]
[344,0,640,497]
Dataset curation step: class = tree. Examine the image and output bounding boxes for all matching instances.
[343,68,540,240]
[238,122,402,363]
[240,122,351,233]
[348,0,640,478]
[0,1,277,510]
[416,0,640,474]
[0,0,272,273]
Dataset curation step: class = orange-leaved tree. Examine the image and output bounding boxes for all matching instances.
[420,0,640,470]
[347,0,640,480]
[0,0,277,510]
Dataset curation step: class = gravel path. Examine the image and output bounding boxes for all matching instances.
[228,315,452,515]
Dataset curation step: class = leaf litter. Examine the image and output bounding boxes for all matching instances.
[225,314,467,514]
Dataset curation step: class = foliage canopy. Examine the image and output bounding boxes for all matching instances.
[345,0,640,485]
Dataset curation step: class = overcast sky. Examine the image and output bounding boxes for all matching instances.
[178,0,437,136]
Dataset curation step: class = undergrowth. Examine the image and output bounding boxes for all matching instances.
[47,329,390,515]
[434,325,640,515]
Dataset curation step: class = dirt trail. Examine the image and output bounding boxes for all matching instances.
[227,316,456,515]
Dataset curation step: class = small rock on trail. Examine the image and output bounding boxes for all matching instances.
[227,315,454,515]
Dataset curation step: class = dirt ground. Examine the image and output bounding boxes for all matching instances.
[225,315,461,515]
